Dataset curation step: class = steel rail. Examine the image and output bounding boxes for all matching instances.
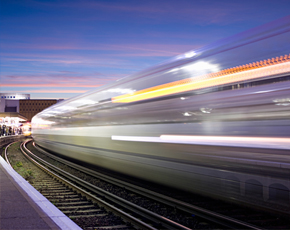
[20,140,157,230]
[4,141,19,167]
[32,142,264,230]
[23,140,192,230]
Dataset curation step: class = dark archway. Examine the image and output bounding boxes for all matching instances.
[269,183,289,202]
[224,176,240,197]
[245,179,263,198]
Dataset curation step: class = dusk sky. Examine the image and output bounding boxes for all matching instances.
[1,0,290,99]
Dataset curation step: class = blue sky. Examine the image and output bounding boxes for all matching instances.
[1,0,290,99]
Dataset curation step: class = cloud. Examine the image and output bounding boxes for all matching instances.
[1,42,197,54]
[0,73,119,88]
[1,53,134,70]
[1,43,200,71]
[1,83,101,88]
[22,89,88,93]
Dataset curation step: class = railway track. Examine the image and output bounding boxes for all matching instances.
[5,139,289,229]
[19,139,199,229]
[19,139,270,229]
[6,141,151,229]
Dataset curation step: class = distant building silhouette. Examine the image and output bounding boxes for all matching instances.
[0,93,62,122]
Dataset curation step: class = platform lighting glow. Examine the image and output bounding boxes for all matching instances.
[5,117,11,123]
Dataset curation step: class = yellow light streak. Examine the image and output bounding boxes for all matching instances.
[112,54,290,103]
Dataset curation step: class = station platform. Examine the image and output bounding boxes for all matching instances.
[0,155,81,230]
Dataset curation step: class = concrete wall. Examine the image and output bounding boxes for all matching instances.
[0,99,5,113]
[5,100,19,113]
[0,99,20,113]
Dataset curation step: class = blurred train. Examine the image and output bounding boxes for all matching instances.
[32,16,290,212]
[22,122,32,137]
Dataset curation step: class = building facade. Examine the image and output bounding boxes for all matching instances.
[0,93,61,122]
[0,93,31,113]
[19,99,58,121]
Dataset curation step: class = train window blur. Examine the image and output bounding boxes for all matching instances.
[34,22,290,129]
[45,72,290,129]
[217,74,290,91]
[30,18,290,212]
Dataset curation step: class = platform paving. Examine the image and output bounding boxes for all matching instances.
[0,155,81,230]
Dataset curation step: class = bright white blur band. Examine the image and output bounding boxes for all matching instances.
[111,135,290,150]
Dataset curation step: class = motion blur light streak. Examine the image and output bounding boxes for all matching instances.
[32,17,290,212]
[2,1,290,99]
[111,135,290,150]
[112,54,290,103]
[182,50,197,59]
[160,135,290,150]
[273,98,290,106]
[182,61,220,73]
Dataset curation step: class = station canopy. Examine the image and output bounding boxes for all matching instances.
[0,112,28,127]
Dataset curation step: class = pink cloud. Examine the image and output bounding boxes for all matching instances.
[5,73,123,83]
[1,54,134,69]
[1,43,200,64]
[1,42,196,54]
[1,83,101,88]
[24,89,88,93]
[1,73,119,89]
[108,44,199,55]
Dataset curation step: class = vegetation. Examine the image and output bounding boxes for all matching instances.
[16,161,23,167]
